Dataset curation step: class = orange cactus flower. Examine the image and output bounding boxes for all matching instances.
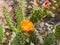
[20,19,34,32]
[43,0,49,8]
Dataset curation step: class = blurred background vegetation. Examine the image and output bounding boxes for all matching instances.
[0,0,60,45]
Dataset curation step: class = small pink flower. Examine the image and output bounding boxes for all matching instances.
[43,0,49,8]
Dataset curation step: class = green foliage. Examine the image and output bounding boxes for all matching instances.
[10,33,29,45]
[15,7,23,27]
[44,33,56,45]
[55,23,60,38]
[41,7,50,17]
[29,31,40,45]
[0,23,3,43]
[15,0,26,32]
[19,0,26,19]
[30,5,41,23]
[15,0,25,26]
[3,8,17,33]
[15,7,23,32]
[30,5,50,23]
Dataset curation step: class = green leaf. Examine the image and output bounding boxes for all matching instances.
[3,8,17,33]
[0,23,3,43]
[10,33,29,45]
[44,33,56,45]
